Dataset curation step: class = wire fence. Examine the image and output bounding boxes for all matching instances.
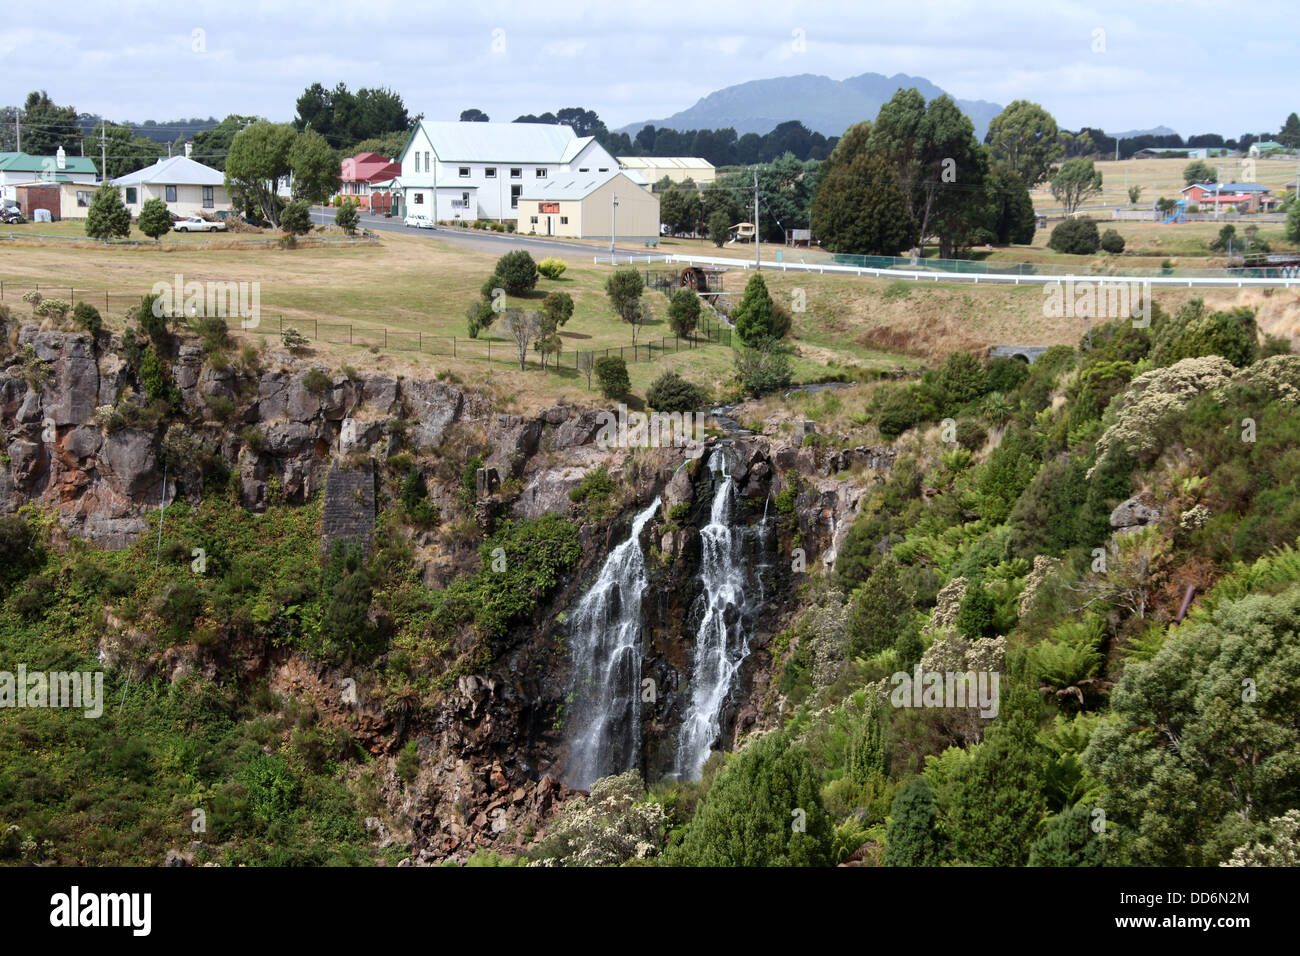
[827,250,1300,280]
[0,280,733,371]
[0,232,381,249]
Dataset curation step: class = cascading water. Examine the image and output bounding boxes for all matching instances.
[673,448,752,780]
[563,498,661,790]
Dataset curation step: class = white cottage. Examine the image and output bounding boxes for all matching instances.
[396,121,620,222]
[113,154,231,218]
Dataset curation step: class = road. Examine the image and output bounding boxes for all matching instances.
[310,207,650,258]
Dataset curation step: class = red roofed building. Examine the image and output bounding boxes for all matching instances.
[340,152,402,212]
[1180,181,1280,213]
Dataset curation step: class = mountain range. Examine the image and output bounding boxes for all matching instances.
[616,72,1005,142]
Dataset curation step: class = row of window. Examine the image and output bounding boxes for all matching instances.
[120,186,215,208]
[529,215,569,224]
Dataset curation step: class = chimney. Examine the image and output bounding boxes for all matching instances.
[185,142,193,158]
[55,146,66,170]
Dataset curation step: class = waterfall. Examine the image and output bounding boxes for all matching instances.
[563,498,661,790]
[673,448,751,780]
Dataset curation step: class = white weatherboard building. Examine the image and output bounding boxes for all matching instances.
[112,154,230,218]
[396,121,622,222]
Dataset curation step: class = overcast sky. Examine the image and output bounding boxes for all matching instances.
[1,0,1294,138]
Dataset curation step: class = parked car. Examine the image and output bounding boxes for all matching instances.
[403,214,435,229]
[174,217,227,233]
[0,208,26,225]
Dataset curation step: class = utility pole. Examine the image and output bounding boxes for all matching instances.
[610,191,618,256]
[14,111,19,153]
[753,167,760,271]
[100,124,107,182]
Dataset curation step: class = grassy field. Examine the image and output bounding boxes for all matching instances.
[0,217,290,245]
[7,223,1297,413]
[728,269,1300,362]
[1028,155,1299,211]
[0,229,869,410]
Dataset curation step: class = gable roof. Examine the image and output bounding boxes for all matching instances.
[344,152,402,183]
[111,155,225,187]
[1181,181,1270,193]
[409,121,588,163]
[617,156,715,171]
[0,151,99,175]
[519,169,647,201]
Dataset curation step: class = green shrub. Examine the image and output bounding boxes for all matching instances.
[536,257,567,279]
[884,778,941,866]
[396,741,420,782]
[876,386,921,438]
[137,293,168,342]
[1099,229,1125,254]
[734,344,793,397]
[668,732,833,866]
[72,301,103,335]
[985,356,1029,394]
[955,419,987,452]
[646,370,707,413]
[593,356,631,400]
[956,579,996,639]
[1048,217,1100,255]
[568,465,617,517]
[302,367,331,394]
[667,288,701,339]
[732,273,784,342]
[492,250,538,295]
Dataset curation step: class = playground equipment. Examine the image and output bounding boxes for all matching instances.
[1159,200,1187,225]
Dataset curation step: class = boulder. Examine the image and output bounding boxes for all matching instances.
[402,380,464,448]
[361,374,398,413]
[553,410,600,449]
[64,425,103,461]
[263,420,315,456]
[340,418,387,455]
[100,428,158,498]
[1111,495,1162,530]
[24,331,98,426]
[256,371,291,420]
[286,372,324,421]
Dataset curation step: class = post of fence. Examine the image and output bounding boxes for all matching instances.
[105,291,109,311]
[70,287,75,305]
[453,336,456,358]
[383,329,387,348]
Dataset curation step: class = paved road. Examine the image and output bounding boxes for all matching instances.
[310,207,650,258]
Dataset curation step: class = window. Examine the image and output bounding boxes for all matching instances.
[414,193,424,204]
[76,191,91,207]
[125,187,137,204]
[485,167,496,178]
[165,185,177,202]
[579,167,589,173]
[202,186,214,208]
[510,168,521,178]
[511,185,521,208]
[536,168,547,178]
[529,216,538,224]
[424,152,431,173]
[560,216,568,225]
[459,167,470,178]
[598,167,609,172]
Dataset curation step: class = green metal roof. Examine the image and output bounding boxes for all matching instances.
[0,151,99,174]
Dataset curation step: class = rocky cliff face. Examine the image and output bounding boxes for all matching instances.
[0,322,894,861]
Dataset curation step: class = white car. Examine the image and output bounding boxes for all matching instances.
[404,214,435,229]
[174,217,226,233]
